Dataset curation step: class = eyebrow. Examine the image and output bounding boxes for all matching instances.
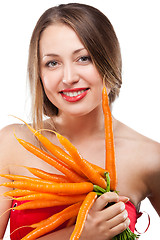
[42,47,86,59]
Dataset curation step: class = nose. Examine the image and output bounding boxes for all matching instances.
[62,63,79,85]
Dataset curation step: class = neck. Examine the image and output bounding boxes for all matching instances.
[52,107,105,143]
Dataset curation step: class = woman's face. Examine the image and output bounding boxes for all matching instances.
[39,23,104,117]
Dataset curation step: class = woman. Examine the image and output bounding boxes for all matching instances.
[0,3,159,240]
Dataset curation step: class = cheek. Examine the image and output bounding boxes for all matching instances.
[41,75,60,107]
[41,72,57,95]
[42,77,53,92]
[90,67,101,81]
[91,69,111,95]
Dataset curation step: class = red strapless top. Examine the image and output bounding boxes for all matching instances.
[10,199,141,240]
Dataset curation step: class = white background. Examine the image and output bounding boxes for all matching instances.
[0,0,159,239]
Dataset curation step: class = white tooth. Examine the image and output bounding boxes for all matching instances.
[69,92,74,97]
[63,90,86,97]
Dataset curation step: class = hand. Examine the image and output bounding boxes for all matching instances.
[79,192,130,240]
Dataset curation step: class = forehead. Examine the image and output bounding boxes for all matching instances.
[39,23,85,54]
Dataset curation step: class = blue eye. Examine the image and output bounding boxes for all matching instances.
[46,60,58,68]
[79,56,92,63]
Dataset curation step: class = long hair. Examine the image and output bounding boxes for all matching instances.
[28,3,122,129]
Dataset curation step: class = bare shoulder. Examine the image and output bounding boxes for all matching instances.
[118,122,160,150]
[0,123,35,170]
[0,120,59,174]
[116,120,160,162]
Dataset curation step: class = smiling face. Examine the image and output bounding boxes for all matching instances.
[39,24,104,117]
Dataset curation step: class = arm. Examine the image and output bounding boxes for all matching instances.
[37,192,130,240]
[148,163,160,215]
[147,141,160,215]
[148,167,160,216]
[0,126,14,238]
[0,181,12,239]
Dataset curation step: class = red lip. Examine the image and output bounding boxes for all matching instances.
[60,88,89,102]
[60,88,88,92]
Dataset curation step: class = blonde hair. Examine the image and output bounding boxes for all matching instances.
[28,3,122,129]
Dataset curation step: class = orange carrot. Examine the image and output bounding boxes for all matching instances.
[90,163,107,177]
[13,116,85,178]
[3,189,36,197]
[23,166,70,183]
[54,132,82,161]
[12,199,82,210]
[102,83,117,190]
[1,181,94,195]
[16,138,85,183]
[15,193,86,202]
[70,192,97,240]
[21,202,81,239]
[54,132,107,189]
[80,159,107,189]
[0,174,54,185]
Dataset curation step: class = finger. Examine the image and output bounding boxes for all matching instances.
[101,201,126,221]
[118,196,129,203]
[110,217,130,236]
[92,192,119,211]
[108,209,128,229]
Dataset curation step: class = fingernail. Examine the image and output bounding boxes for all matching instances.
[127,218,131,225]
[120,202,125,211]
[119,196,130,203]
[124,197,130,203]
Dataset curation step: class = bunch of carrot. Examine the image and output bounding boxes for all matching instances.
[0,83,139,240]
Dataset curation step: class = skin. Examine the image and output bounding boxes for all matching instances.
[0,24,160,240]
